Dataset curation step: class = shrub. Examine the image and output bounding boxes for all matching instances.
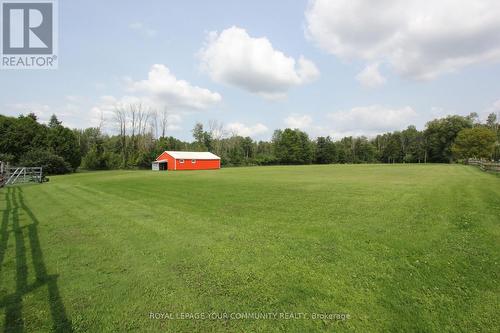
[103,152,122,170]
[20,149,72,174]
[82,147,107,170]
[452,127,496,160]
[254,155,278,165]
[135,151,154,169]
[0,153,15,163]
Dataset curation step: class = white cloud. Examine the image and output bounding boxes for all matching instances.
[126,64,221,110]
[94,82,107,90]
[89,95,185,134]
[225,122,269,137]
[4,66,219,133]
[327,105,418,138]
[284,114,313,129]
[4,101,89,129]
[283,114,330,138]
[165,114,182,131]
[65,95,83,103]
[480,99,500,121]
[199,26,319,99]
[486,100,500,113]
[429,106,457,119]
[4,103,51,120]
[129,22,157,37]
[306,0,500,80]
[88,95,120,129]
[89,65,221,134]
[356,63,386,88]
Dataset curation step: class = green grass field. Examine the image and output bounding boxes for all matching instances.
[1,164,499,332]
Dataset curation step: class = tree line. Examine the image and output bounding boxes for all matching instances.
[0,107,499,174]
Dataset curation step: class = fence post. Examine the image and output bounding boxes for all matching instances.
[468,158,500,172]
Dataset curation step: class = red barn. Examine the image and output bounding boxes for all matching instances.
[152,151,221,171]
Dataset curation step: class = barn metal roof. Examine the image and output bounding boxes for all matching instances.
[164,151,221,160]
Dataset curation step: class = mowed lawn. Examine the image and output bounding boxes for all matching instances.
[0,165,499,332]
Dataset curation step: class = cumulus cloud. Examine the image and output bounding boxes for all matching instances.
[305,0,500,80]
[486,100,500,113]
[4,101,89,128]
[283,114,330,138]
[89,95,185,134]
[327,105,418,138]
[356,63,386,88]
[89,95,121,129]
[225,122,269,137]
[5,66,219,132]
[479,99,500,121]
[89,65,221,133]
[4,103,51,119]
[284,114,313,129]
[129,22,157,37]
[126,64,221,109]
[199,26,319,98]
[4,100,93,129]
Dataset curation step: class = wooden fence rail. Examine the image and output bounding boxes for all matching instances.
[467,159,500,172]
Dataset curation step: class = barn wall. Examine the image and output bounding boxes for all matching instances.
[155,152,176,170]
[175,159,220,170]
[156,152,169,161]
[156,152,220,170]
[166,155,176,170]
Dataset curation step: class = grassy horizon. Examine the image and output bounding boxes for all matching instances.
[1,164,499,332]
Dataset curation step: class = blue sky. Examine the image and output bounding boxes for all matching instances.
[1,0,500,141]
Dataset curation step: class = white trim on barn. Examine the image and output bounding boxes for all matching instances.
[164,151,220,160]
[152,159,168,171]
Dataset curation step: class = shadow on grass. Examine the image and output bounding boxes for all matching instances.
[0,187,73,332]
